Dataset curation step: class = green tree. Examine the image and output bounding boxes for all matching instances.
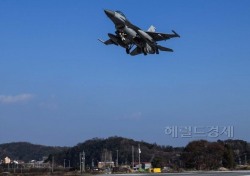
[181,140,225,170]
[151,157,164,168]
[223,144,235,169]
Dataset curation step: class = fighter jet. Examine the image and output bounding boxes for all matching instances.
[99,9,180,56]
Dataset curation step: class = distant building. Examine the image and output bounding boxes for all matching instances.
[142,162,152,170]
[25,159,49,168]
[133,162,141,170]
[42,156,48,162]
[98,161,114,169]
[98,149,114,169]
[4,157,11,164]
[133,162,152,170]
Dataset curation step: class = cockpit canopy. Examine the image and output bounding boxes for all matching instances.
[115,11,126,19]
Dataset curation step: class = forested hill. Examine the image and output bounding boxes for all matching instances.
[1,137,250,170]
[49,137,250,169]
[51,136,183,168]
[0,142,68,162]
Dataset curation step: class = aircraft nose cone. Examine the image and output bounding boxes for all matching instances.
[104,9,115,18]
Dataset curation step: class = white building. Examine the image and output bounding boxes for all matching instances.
[4,157,11,164]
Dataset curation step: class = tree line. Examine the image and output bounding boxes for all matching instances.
[49,137,250,170]
[1,137,249,171]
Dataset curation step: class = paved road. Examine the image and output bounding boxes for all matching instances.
[107,171,250,176]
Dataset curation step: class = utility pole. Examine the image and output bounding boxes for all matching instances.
[83,150,85,172]
[52,156,54,173]
[104,149,106,168]
[64,159,66,168]
[138,144,141,170]
[132,146,134,169]
[69,160,71,168]
[116,150,119,167]
[80,150,85,174]
[79,153,81,173]
[92,159,94,168]
[245,153,247,165]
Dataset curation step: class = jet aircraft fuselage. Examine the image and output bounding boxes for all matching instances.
[99,10,180,56]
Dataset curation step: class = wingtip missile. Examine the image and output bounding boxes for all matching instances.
[98,38,105,44]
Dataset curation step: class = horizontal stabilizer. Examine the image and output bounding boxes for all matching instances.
[157,45,173,52]
[172,30,180,38]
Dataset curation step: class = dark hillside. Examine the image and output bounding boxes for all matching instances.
[0,142,68,162]
[51,136,183,168]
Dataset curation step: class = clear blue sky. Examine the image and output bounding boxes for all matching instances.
[0,0,250,147]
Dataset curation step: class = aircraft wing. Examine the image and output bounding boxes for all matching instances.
[146,30,180,41]
[98,38,117,45]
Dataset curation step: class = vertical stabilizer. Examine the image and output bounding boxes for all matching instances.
[147,25,156,32]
